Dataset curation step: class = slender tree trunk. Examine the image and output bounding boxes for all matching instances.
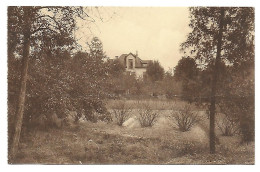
[209,8,225,154]
[9,10,31,162]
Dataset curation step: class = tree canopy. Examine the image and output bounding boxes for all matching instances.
[146,60,164,82]
[8,7,87,59]
[181,7,254,66]
[8,6,93,161]
[174,57,198,81]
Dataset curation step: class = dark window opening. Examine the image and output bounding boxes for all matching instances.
[129,59,133,69]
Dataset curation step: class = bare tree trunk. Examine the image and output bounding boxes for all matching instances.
[9,10,31,161]
[209,8,225,154]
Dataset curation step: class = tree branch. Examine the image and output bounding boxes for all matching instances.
[30,27,58,35]
[35,15,62,31]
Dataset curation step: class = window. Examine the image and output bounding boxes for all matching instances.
[129,59,133,69]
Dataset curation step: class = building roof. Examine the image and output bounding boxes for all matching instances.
[118,53,151,68]
[141,60,152,64]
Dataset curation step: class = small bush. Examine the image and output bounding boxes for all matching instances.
[25,112,64,131]
[216,114,240,136]
[218,97,254,143]
[26,114,48,131]
[98,112,113,123]
[170,105,200,132]
[112,101,131,126]
[137,104,159,127]
[48,112,63,128]
[81,100,112,123]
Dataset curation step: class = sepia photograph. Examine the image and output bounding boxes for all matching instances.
[6,4,255,165]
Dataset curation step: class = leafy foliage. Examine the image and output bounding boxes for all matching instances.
[162,71,182,99]
[174,57,198,81]
[107,58,125,78]
[8,7,94,160]
[218,61,254,142]
[27,37,109,123]
[8,7,87,59]
[146,60,164,82]
[181,7,254,65]
[174,57,200,102]
[180,7,255,150]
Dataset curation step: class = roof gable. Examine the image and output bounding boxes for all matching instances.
[118,52,152,68]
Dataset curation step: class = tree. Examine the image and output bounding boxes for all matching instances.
[23,37,110,125]
[73,37,109,122]
[8,6,89,161]
[196,59,230,103]
[107,58,125,77]
[181,7,254,153]
[174,57,198,81]
[174,57,199,102]
[218,60,254,142]
[146,60,164,82]
[161,70,182,99]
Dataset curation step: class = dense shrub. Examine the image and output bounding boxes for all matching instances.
[80,100,112,123]
[218,94,254,142]
[20,37,110,128]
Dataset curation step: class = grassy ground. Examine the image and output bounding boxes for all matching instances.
[12,100,254,164]
[105,98,201,110]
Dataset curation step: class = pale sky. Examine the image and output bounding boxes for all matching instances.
[76,7,191,70]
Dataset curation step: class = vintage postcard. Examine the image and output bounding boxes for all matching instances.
[7,5,255,165]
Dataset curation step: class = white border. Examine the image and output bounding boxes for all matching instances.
[1,0,257,7]
[0,0,259,171]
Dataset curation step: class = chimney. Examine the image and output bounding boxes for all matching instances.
[115,56,118,59]
[136,51,138,57]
